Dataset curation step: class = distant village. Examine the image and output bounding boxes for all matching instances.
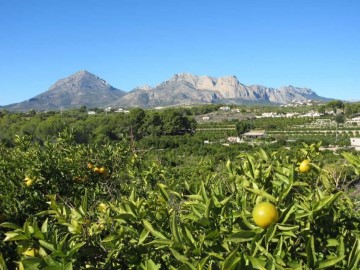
[201,103,360,151]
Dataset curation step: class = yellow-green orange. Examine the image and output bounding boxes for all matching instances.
[24,176,35,187]
[299,159,311,173]
[99,167,108,175]
[252,202,279,229]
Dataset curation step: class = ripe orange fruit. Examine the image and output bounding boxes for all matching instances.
[299,159,311,173]
[99,167,106,174]
[87,163,94,169]
[93,167,101,174]
[252,202,279,229]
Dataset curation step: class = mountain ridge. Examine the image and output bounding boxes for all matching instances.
[3,71,330,111]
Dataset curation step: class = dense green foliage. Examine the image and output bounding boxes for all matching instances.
[0,132,359,269]
[1,103,360,269]
[0,108,196,145]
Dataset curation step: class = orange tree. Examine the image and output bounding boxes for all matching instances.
[0,131,132,267]
[1,139,359,269]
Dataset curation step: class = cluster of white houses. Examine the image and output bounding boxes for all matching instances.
[224,129,360,151]
[87,107,129,115]
[257,111,323,118]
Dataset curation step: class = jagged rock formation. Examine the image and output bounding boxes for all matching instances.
[4,71,330,111]
[111,73,328,108]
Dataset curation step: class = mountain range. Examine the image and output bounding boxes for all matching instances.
[2,70,330,111]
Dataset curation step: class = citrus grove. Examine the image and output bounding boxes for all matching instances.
[0,132,359,269]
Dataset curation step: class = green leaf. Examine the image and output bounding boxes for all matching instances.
[81,189,88,213]
[138,227,150,245]
[64,262,73,270]
[68,242,86,257]
[129,188,136,202]
[240,213,257,230]
[197,256,210,269]
[0,253,8,270]
[199,181,209,202]
[185,194,204,202]
[143,220,168,240]
[278,165,294,203]
[226,231,257,243]
[245,188,277,202]
[158,183,169,201]
[255,242,274,260]
[306,235,316,268]
[348,238,360,270]
[265,225,277,247]
[205,230,220,240]
[181,226,196,247]
[39,240,56,252]
[338,235,345,257]
[274,236,283,256]
[315,256,345,269]
[4,232,29,241]
[21,258,42,270]
[248,256,266,269]
[325,239,339,247]
[276,224,299,231]
[170,213,181,243]
[170,248,196,270]
[102,235,116,243]
[146,239,175,247]
[342,152,360,168]
[0,222,22,230]
[143,259,160,270]
[278,203,296,224]
[32,220,44,240]
[41,219,48,234]
[312,192,342,213]
[220,196,232,206]
[258,148,269,162]
[204,198,212,219]
[222,248,240,270]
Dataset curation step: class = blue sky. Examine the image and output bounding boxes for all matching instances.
[0,0,359,105]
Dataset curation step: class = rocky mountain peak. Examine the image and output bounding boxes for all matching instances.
[50,70,111,92]
[3,71,330,111]
[5,70,125,111]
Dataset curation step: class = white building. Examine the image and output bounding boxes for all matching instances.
[219,106,231,111]
[348,117,360,125]
[286,113,300,118]
[227,136,242,143]
[262,112,277,118]
[350,138,360,150]
[243,130,266,139]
